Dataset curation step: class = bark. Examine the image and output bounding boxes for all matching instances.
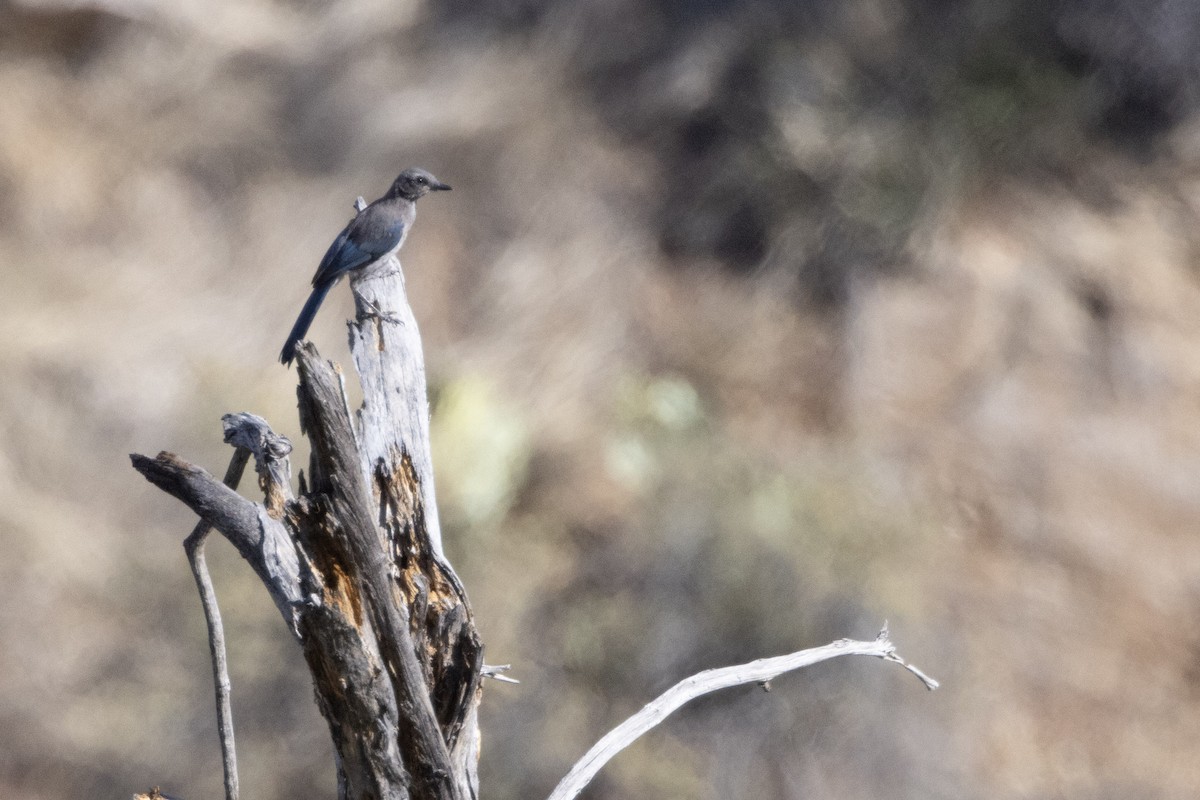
[131,254,482,800]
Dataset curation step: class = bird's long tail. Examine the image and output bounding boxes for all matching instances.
[280,280,336,366]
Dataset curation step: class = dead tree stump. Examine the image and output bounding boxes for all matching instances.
[132,257,482,800]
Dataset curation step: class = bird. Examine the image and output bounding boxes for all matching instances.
[279,167,451,365]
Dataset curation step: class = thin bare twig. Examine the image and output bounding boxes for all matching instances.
[545,626,938,800]
[182,447,251,800]
[481,664,519,684]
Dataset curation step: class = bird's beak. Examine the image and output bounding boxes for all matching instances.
[433,181,452,192]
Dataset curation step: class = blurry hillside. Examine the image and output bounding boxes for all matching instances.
[3,0,1200,798]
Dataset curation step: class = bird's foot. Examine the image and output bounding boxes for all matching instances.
[358,296,403,326]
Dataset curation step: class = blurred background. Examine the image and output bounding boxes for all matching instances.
[3,0,1200,797]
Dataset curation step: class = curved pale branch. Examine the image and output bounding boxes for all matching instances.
[546,627,938,800]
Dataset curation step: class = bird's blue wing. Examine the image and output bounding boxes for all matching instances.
[311,229,373,287]
[311,204,406,286]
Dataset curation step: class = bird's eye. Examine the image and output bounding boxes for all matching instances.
[416,177,426,184]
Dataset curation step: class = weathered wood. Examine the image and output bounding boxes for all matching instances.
[349,264,445,558]
[547,626,939,800]
[222,412,294,516]
[132,452,262,548]
[132,252,483,800]
[131,452,304,610]
[295,342,463,800]
[350,262,483,796]
[184,445,252,800]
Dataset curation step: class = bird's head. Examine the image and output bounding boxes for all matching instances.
[388,168,452,201]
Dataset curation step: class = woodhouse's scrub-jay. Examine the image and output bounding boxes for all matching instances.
[280,167,451,365]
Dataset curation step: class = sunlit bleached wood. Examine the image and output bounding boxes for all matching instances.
[546,625,938,800]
